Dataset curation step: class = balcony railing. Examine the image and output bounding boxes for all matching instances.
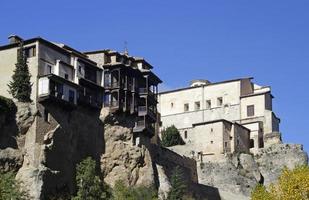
[137,106,156,120]
[134,120,155,134]
[105,81,120,88]
[104,101,119,108]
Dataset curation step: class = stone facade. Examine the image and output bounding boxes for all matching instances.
[158,78,281,155]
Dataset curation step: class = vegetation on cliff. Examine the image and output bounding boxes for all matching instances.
[73,157,111,200]
[113,180,157,200]
[0,171,27,200]
[251,165,309,200]
[7,42,32,102]
[167,166,187,200]
[161,125,185,147]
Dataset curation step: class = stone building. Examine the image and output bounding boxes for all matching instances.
[0,35,162,198]
[158,78,281,155]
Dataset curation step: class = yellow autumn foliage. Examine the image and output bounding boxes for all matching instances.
[251,165,309,200]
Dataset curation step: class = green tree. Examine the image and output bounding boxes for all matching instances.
[7,42,32,102]
[167,166,187,200]
[161,125,185,147]
[0,171,28,200]
[251,165,309,200]
[73,157,111,200]
[113,180,157,200]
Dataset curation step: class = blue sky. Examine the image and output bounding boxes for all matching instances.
[1,0,308,153]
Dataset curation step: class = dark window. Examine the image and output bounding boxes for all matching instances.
[206,100,211,109]
[24,46,36,58]
[44,109,49,122]
[171,102,174,108]
[217,97,223,106]
[184,131,188,139]
[224,142,228,148]
[64,73,69,80]
[47,65,52,74]
[195,101,200,110]
[184,103,189,112]
[69,90,75,103]
[78,66,82,73]
[210,141,213,144]
[250,139,254,148]
[56,84,63,96]
[247,105,255,117]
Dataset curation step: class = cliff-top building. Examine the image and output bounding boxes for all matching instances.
[0,35,161,139]
[158,78,281,156]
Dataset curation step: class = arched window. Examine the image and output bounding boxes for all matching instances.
[184,131,188,139]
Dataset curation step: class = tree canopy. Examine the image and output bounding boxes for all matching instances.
[161,125,185,147]
[251,165,309,200]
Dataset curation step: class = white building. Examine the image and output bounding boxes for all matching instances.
[158,78,281,154]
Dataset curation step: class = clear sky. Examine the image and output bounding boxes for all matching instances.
[0,0,308,153]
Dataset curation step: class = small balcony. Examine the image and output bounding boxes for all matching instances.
[138,106,156,121]
[139,88,157,102]
[105,81,120,89]
[133,119,155,136]
[38,75,78,108]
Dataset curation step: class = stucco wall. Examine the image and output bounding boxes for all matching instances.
[0,42,39,102]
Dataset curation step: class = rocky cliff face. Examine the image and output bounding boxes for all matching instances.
[197,144,308,200]
[100,114,155,187]
[1,101,308,200]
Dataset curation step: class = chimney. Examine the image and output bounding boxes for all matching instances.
[8,35,23,44]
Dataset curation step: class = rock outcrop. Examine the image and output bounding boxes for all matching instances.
[196,144,308,200]
[101,122,155,187]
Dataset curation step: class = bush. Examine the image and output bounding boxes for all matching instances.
[251,165,309,200]
[73,157,111,200]
[0,171,28,200]
[167,166,187,200]
[113,180,157,200]
[161,125,185,147]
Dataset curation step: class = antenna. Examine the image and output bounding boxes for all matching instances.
[124,41,129,55]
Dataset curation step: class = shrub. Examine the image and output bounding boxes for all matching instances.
[167,166,187,200]
[251,165,309,200]
[0,171,28,199]
[73,157,111,200]
[113,180,157,200]
[161,125,185,147]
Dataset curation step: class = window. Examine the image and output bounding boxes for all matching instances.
[184,103,189,112]
[47,65,52,74]
[237,139,240,146]
[69,90,75,103]
[78,66,82,73]
[64,73,69,80]
[44,109,49,122]
[24,46,36,58]
[206,100,211,109]
[171,102,174,108]
[210,128,213,132]
[217,97,223,106]
[247,105,255,117]
[194,101,200,110]
[184,131,188,139]
[250,139,254,148]
[210,141,213,144]
[224,142,228,148]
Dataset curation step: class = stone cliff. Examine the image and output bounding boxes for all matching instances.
[0,101,308,200]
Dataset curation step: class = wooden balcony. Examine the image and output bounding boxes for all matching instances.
[139,88,157,102]
[137,106,156,121]
[133,119,155,136]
